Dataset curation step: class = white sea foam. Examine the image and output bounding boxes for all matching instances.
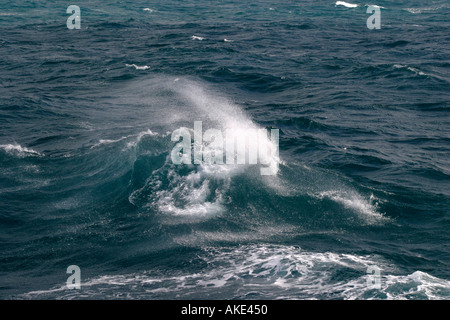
[406,8,421,14]
[143,8,154,13]
[0,144,42,158]
[155,175,226,217]
[191,35,204,41]
[21,244,450,299]
[365,4,384,9]
[125,64,150,70]
[129,157,231,219]
[336,1,359,8]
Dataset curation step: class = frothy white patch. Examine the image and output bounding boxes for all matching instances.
[129,158,230,219]
[406,8,421,14]
[126,64,150,70]
[191,35,204,41]
[0,144,42,158]
[21,244,450,300]
[156,177,225,217]
[382,271,450,300]
[336,1,359,8]
[143,8,154,13]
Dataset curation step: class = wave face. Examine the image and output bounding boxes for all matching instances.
[1,0,449,299]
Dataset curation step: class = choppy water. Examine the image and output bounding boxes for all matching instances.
[0,0,449,299]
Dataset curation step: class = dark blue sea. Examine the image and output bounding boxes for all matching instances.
[0,0,449,299]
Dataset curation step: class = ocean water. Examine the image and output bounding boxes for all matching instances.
[0,0,449,300]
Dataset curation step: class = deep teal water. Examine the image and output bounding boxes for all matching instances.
[0,0,449,299]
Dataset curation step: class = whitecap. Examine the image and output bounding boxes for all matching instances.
[125,64,150,70]
[317,190,388,224]
[405,5,448,14]
[191,35,204,41]
[0,144,42,158]
[125,129,160,149]
[406,8,421,14]
[394,64,428,76]
[336,1,359,8]
[21,244,450,300]
[126,79,281,219]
